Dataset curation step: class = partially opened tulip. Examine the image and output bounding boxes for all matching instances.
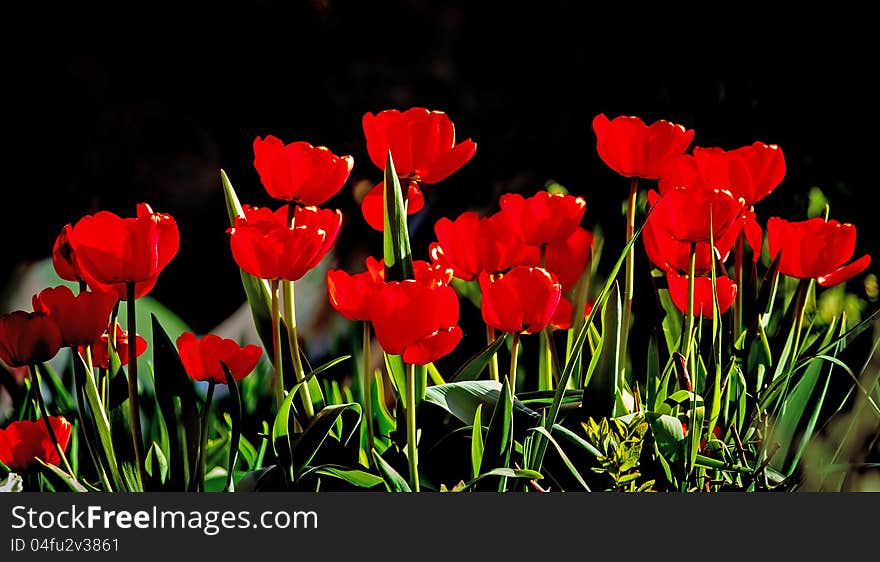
[667,271,737,319]
[68,203,179,301]
[479,266,562,335]
[32,286,117,347]
[86,325,147,370]
[327,257,385,321]
[177,332,262,384]
[0,416,72,472]
[767,217,871,287]
[0,311,62,368]
[652,187,745,244]
[592,114,694,179]
[499,191,586,246]
[52,224,84,284]
[360,180,425,231]
[253,136,353,205]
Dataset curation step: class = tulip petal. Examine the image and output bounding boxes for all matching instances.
[818,254,871,287]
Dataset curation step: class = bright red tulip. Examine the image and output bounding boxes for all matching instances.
[592,114,694,179]
[0,416,72,472]
[0,312,62,368]
[430,211,539,281]
[545,226,594,292]
[253,136,353,205]
[369,280,462,365]
[229,204,342,281]
[550,296,573,330]
[52,224,84,283]
[480,267,562,334]
[87,325,147,370]
[327,257,385,321]
[667,271,737,319]
[499,191,586,246]
[32,286,117,347]
[176,332,262,385]
[362,108,476,184]
[360,180,425,231]
[767,217,871,287]
[68,203,179,300]
[729,142,785,205]
[651,187,745,243]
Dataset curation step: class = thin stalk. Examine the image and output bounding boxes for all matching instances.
[270,279,284,409]
[125,283,147,487]
[362,321,375,462]
[539,329,553,391]
[734,232,744,341]
[29,364,76,477]
[197,380,216,492]
[509,333,520,396]
[71,350,109,490]
[686,243,698,382]
[620,177,639,373]
[283,279,315,418]
[405,362,420,491]
[487,324,500,382]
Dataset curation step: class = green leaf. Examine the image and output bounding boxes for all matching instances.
[477,378,514,491]
[151,314,199,491]
[307,465,384,489]
[457,468,543,491]
[73,353,124,490]
[584,282,624,417]
[221,363,243,492]
[291,403,362,476]
[371,449,411,492]
[271,388,299,471]
[145,441,169,485]
[382,151,414,281]
[450,334,508,382]
[35,459,86,492]
[471,404,484,480]
[645,412,685,464]
[527,426,590,491]
[423,380,539,426]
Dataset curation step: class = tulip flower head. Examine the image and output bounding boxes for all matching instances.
[87,325,147,370]
[592,114,694,179]
[651,187,745,244]
[177,332,262,385]
[480,267,562,334]
[0,416,72,472]
[52,224,83,283]
[253,136,353,206]
[360,180,425,231]
[32,286,117,347]
[667,271,737,319]
[0,311,62,368]
[499,191,586,246]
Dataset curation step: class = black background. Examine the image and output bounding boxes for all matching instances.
[3,1,877,345]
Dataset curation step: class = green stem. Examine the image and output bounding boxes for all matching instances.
[270,279,284,409]
[620,177,639,373]
[405,362,420,491]
[487,324,500,382]
[686,242,697,382]
[71,349,109,490]
[790,279,811,364]
[539,329,553,391]
[509,333,520,397]
[29,365,76,477]
[125,283,148,488]
[197,380,216,492]
[362,321,375,463]
[283,279,315,419]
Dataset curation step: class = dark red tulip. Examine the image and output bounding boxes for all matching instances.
[0,416,72,472]
[652,187,745,243]
[0,312,62,368]
[32,286,117,347]
[545,226,594,292]
[229,204,342,282]
[52,224,83,283]
[176,332,262,385]
[499,191,586,246]
[363,108,476,184]
[667,271,737,319]
[767,217,871,287]
[68,203,179,300]
[430,211,539,281]
[480,267,562,334]
[592,114,694,179]
[369,280,462,365]
[327,257,385,321]
[87,325,147,370]
[360,180,425,231]
[253,136,353,205]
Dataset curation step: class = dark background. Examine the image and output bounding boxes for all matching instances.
[3,1,877,344]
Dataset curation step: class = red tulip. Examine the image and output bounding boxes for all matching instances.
[229,204,342,281]
[545,226,594,292]
[253,136,353,205]
[767,217,871,287]
[0,416,72,472]
[499,191,586,246]
[729,142,785,205]
[480,267,562,334]
[87,325,147,370]
[360,180,425,231]
[369,280,462,365]
[52,224,83,283]
[176,332,262,385]
[68,203,179,300]
[362,108,476,184]
[550,297,573,330]
[327,257,385,321]
[0,312,62,368]
[651,187,745,243]
[430,211,539,281]
[667,271,737,319]
[592,114,694,179]
[32,286,117,347]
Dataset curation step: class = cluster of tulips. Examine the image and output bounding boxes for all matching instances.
[0,105,872,492]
